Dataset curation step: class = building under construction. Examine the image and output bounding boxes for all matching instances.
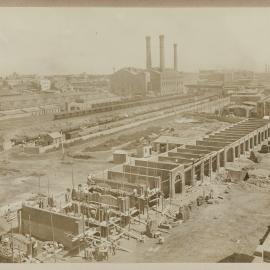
[1,118,270,262]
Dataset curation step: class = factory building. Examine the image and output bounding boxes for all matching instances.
[110,35,184,97]
[110,67,150,97]
[147,35,183,96]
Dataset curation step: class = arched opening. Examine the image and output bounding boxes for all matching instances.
[175,174,182,194]
[227,147,234,162]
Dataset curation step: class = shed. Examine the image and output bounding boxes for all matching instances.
[45,132,64,145]
[113,150,127,164]
[137,145,152,158]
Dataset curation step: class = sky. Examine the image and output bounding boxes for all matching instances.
[0,7,270,75]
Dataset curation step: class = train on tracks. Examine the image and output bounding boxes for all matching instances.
[54,94,220,121]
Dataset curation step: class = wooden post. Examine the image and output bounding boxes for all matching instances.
[38,176,41,195]
[28,215,32,258]
[82,213,86,259]
[50,213,56,263]
[11,221,14,263]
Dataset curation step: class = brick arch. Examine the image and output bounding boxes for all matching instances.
[174,173,183,194]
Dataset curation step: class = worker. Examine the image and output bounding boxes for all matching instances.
[32,241,38,257]
[158,235,164,244]
[210,189,214,199]
[104,246,109,261]
[112,241,116,255]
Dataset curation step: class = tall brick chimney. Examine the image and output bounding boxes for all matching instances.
[174,43,178,72]
[159,35,165,72]
[145,36,152,70]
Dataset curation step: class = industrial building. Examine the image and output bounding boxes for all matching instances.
[147,35,183,96]
[110,35,184,97]
[106,118,270,198]
[110,67,150,97]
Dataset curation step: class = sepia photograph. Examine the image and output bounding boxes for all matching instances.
[0,2,270,264]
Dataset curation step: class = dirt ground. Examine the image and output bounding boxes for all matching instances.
[0,113,231,208]
[107,182,270,263]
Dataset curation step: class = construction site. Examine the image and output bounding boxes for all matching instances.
[2,8,270,264]
[1,111,270,263]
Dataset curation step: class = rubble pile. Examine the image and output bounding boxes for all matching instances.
[247,174,270,188]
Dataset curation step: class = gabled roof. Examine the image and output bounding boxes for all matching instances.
[116,67,145,75]
[48,131,62,139]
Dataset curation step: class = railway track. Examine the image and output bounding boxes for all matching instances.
[54,94,219,121]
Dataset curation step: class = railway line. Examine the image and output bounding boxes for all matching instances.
[54,94,220,121]
[61,96,229,148]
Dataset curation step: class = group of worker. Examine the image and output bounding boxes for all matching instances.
[84,240,118,261]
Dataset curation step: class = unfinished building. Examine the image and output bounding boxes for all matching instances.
[106,118,270,198]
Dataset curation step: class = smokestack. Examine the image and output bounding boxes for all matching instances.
[173,43,178,72]
[159,35,165,72]
[265,64,268,73]
[145,36,152,70]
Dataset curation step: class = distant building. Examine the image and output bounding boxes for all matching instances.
[44,132,64,146]
[146,35,184,96]
[110,35,184,97]
[185,82,224,96]
[65,100,93,112]
[199,70,225,84]
[148,68,183,96]
[230,93,262,104]
[110,67,150,97]
[6,73,37,88]
[39,79,51,91]
[223,104,255,118]
[53,80,74,92]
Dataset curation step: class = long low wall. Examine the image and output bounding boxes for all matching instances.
[123,164,170,184]
[107,170,160,189]
[23,144,61,154]
[19,205,83,248]
[92,177,145,195]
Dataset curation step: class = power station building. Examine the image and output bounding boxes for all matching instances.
[110,35,184,97]
[110,67,150,97]
[146,35,183,96]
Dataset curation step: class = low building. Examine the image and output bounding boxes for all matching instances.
[44,132,64,145]
[65,100,92,112]
[53,80,74,92]
[137,145,152,158]
[113,150,128,164]
[230,93,262,104]
[223,104,255,117]
[185,83,224,96]
[39,79,51,91]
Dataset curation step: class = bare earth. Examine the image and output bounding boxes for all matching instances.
[0,113,230,207]
[109,183,270,263]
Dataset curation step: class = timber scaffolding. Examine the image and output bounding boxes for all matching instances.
[106,118,270,199]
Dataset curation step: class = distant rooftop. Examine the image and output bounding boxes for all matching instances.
[48,131,62,139]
